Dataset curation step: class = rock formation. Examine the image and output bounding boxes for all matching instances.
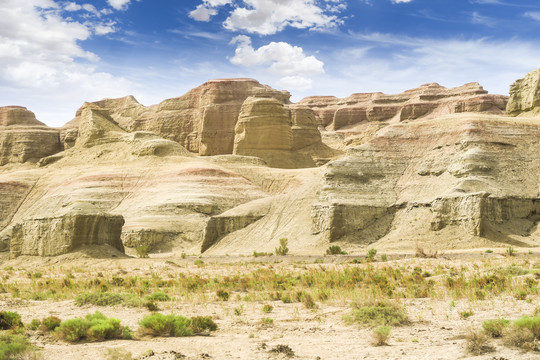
[507,68,540,116]
[3,70,540,258]
[299,82,508,131]
[0,106,61,165]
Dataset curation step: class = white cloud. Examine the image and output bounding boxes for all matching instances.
[107,0,132,11]
[64,2,82,11]
[0,0,131,126]
[392,0,413,3]
[229,35,324,91]
[189,5,218,21]
[230,35,324,76]
[524,11,540,21]
[470,11,495,26]
[190,0,345,35]
[277,76,313,91]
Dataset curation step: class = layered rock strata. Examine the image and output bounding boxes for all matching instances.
[507,68,540,116]
[0,106,61,165]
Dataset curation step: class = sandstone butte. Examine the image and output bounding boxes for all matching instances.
[1,68,540,259]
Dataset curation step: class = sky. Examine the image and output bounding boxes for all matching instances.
[2,0,540,127]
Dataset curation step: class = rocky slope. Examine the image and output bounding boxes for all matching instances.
[1,70,540,257]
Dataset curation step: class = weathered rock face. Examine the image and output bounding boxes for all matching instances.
[10,212,125,258]
[507,68,540,116]
[313,113,540,249]
[0,106,61,165]
[299,83,508,131]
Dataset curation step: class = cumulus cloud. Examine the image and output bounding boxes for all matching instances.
[107,0,132,11]
[190,0,345,35]
[0,0,131,125]
[229,35,323,90]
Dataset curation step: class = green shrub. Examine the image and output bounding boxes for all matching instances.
[75,292,142,307]
[146,291,170,302]
[0,311,22,330]
[506,246,516,257]
[503,325,538,351]
[41,315,62,332]
[371,326,391,346]
[27,319,41,331]
[513,316,540,338]
[326,245,347,255]
[55,311,132,342]
[0,334,31,359]
[346,301,409,327]
[139,313,193,337]
[145,301,159,312]
[262,304,274,313]
[460,310,474,319]
[366,249,377,262]
[482,318,510,338]
[136,246,149,258]
[275,238,289,256]
[190,316,217,333]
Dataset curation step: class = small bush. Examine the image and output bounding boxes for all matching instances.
[513,316,540,339]
[326,245,347,255]
[190,316,217,334]
[301,292,317,309]
[261,317,273,325]
[41,315,62,332]
[145,301,159,312]
[0,334,31,359]
[216,289,230,301]
[146,291,170,302]
[366,249,377,262]
[136,246,149,258]
[139,313,193,337]
[55,312,131,342]
[465,329,494,355]
[253,251,272,257]
[482,318,509,338]
[262,304,274,313]
[346,301,409,327]
[275,238,289,256]
[460,310,474,319]
[371,326,391,346]
[27,319,41,331]
[504,326,538,351]
[506,246,516,257]
[0,311,22,330]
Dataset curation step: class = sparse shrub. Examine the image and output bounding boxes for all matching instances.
[465,329,494,355]
[27,319,41,331]
[326,245,347,255]
[194,259,204,266]
[371,326,391,346]
[380,254,388,262]
[460,310,474,319]
[261,317,273,325]
[482,318,510,338]
[513,316,540,339]
[415,244,438,258]
[216,289,230,301]
[0,311,22,330]
[139,313,193,337]
[269,344,294,356]
[275,238,289,256]
[234,306,244,316]
[253,251,272,257]
[136,245,149,258]
[0,334,31,359]
[55,311,131,342]
[346,300,409,327]
[485,249,493,253]
[146,291,170,302]
[190,316,217,334]
[262,304,274,313]
[41,315,62,332]
[106,348,133,360]
[366,249,377,262]
[504,326,538,351]
[144,301,159,312]
[506,246,516,257]
[301,292,317,309]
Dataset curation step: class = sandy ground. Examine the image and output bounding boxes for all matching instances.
[0,252,539,360]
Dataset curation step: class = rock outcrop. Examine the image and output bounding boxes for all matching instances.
[299,82,508,131]
[507,68,540,116]
[10,203,125,258]
[0,106,61,165]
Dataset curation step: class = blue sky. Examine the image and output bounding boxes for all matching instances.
[2,0,540,126]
